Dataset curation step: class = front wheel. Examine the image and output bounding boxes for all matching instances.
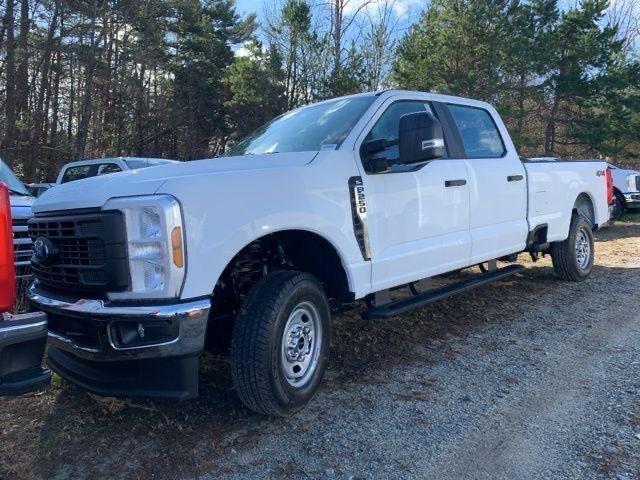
[230,271,331,416]
[550,215,594,282]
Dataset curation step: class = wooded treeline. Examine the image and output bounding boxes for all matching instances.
[0,0,639,183]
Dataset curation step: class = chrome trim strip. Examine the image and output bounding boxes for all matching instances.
[29,284,211,360]
[28,284,210,318]
[106,326,180,351]
[0,321,46,333]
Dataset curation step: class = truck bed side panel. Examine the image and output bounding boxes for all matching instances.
[524,161,608,242]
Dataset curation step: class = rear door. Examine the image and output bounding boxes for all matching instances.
[446,103,528,264]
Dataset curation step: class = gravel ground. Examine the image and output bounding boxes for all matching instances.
[2,214,639,480]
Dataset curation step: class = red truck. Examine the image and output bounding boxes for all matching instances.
[0,182,50,396]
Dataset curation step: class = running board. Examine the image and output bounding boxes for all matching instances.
[363,264,525,320]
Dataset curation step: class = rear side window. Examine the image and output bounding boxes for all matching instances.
[61,165,93,183]
[96,163,122,176]
[448,104,505,158]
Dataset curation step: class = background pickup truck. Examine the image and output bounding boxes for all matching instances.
[27,90,608,416]
[0,159,34,281]
[56,157,178,184]
[608,162,640,219]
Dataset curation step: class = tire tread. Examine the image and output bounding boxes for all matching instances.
[550,214,593,282]
[231,270,323,416]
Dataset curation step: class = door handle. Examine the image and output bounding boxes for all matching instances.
[444,179,467,187]
[507,175,524,182]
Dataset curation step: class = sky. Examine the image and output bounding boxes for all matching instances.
[233,0,425,28]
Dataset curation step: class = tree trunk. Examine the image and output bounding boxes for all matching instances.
[75,0,100,160]
[15,0,30,117]
[26,4,59,182]
[544,96,561,155]
[2,0,16,168]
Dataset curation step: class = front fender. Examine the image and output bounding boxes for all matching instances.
[157,153,370,300]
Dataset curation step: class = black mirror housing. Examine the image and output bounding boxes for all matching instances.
[398,111,445,165]
[362,138,389,154]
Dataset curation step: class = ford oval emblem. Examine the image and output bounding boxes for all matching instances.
[33,237,59,266]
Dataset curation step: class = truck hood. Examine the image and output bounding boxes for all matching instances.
[10,194,35,208]
[33,152,317,214]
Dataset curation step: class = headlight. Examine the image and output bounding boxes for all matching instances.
[627,174,638,192]
[103,195,185,301]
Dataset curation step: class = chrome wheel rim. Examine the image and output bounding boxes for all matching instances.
[575,228,591,270]
[280,301,322,387]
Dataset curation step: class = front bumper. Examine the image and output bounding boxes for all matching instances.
[27,284,211,399]
[623,192,640,208]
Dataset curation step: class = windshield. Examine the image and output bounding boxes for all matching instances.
[0,159,29,195]
[225,95,375,157]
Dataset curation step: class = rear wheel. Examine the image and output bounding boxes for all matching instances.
[550,215,594,282]
[230,271,331,416]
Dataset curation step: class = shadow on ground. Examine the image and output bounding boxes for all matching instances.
[1,216,639,479]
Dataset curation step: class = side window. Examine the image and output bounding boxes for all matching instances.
[61,165,93,184]
[96,163,122,176]
[448,104,505,158]
[361,101,436,173]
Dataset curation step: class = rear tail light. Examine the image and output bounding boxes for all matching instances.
[605,168,614,205]
[0,183,16,312]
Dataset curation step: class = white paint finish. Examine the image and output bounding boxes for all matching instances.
[32,90,610,302]
[34,170,167,213]
[362,160,471,291]
[524,161,608,242]
[465,156,528,264]
[155,150,370,299]
[608,163,639,194]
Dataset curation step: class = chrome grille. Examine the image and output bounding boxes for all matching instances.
[12,216,32,278]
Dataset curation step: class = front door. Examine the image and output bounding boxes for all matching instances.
[356,98,471,292]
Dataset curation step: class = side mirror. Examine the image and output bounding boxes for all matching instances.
[398,111,445,165]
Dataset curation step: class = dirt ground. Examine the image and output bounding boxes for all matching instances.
[2,214,640,480]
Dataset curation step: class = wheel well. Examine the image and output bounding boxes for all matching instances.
[573,193,595,227]
[612,187,625,204]
[206,230,351,353]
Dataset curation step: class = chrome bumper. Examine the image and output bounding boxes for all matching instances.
[27,284,211,362]
[623,192,640,207]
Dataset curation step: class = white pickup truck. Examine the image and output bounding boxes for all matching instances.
[26,90,608,415]
[608,162,640,219]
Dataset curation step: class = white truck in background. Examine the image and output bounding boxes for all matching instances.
[26,90,608,415]
[608,162,640,219]
[56,157,178,184]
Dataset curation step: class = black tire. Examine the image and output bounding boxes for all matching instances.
[550,215,594,282]
[610,190,625,221]
[230,270,331,416]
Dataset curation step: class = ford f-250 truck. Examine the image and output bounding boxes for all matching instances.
[26,91,608,416]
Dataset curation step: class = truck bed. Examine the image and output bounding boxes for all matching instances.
[524,159,609,242]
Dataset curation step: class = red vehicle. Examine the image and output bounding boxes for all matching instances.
[0,182,50,396]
